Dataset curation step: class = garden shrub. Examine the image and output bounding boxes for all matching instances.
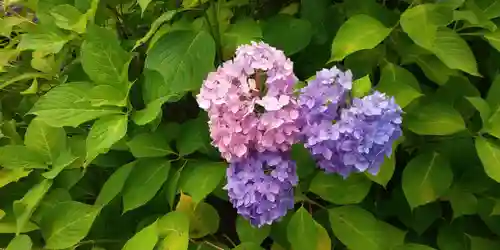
[1,0,500,249]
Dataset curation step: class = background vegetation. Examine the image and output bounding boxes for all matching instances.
[1,0,500,249]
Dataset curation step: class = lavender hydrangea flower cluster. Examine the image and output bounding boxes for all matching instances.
[299,68,402,177]
[196,42,301,227]
[196,41,402,227]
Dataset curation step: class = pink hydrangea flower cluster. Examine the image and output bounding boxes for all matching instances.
[196,42,302,162]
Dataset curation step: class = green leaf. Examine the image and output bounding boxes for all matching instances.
[85,114,128,164]
[262,14,312,55]
[469,236,500,250]
[352,75,372,98]
[309,172,371,205]
[95,162,135,207]
[182,0,208,8]
[447,185,477,219]
[400,4,452,49]
[440,0,465,9]
[377,63,423,108]
[14,179,52,235]
[466,96,491,126]
[474,0,500,19]
[133,10,179,50]
[81,25,131,87]
[89,84,128,107]
[145,30,215,95]
[328,205,405,250]
[414,54,456,86]
[138,0,152,15]
[402,151,453,209]
[29,83,121,127]
[287,207,317,250]
[0,145,48,169]
[166,166,183,209]
[177,116,211,156]
[50,4,87,33]
[223,18,262,56]
[132,97,168,125]
[431,28,479,76]
[157,211,190,250]
[0,213,38,234]
[18,24,70,55]
[393,244,436,250]
[0,169,32,188]
[178,161,226,203]
[175,194,219,238]
[405,102,466,135]
[315,222,332,250]
[476,136,500,183]
[291,144,316,179]
[41,201,100,249]
[6,235,32,250]
[485,29,500,52]
[330,14,391,61]
[42,149,78,179]
[122,158,171,213]
[122,220,158,250]
[25,118,66,164]
[127,131,174,158]
[237,216,270,244]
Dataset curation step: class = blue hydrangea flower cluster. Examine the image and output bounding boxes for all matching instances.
[299,68,402,177]
[198,42,402,227]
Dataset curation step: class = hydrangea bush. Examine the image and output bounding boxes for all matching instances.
[1,0,500,249]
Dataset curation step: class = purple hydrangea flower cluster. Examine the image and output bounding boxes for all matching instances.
[224,151,298,227]
[299,68,402,177]
[196,42,301,227]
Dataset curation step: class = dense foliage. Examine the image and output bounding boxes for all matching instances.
[1,0,500,249]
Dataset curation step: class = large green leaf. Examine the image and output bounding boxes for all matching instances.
[29,83,121,127]
[405,102,466,135]
[145,30,215,95]
[122,158,171,213]
[476,136,500,183]
[14,179,52,235]
[330,14,391,61]
[157,211,190,250]
[236,216,271,244]
[377,63,423,108]
[81,25,131,87]
[85,114,128,164]
[42,149,78,179]
[466,96,491,126]
[50,4,87,33]
[309,172,371,204]
[122,220,158,250]
[24,118,66,164]
[431,28,479,76]
[474,0,500,19]
[402,151,453,209]
[41,201,100,249]
[177,116,212,156]
[329,205,405,250]
[6,235,32,250]
[400,4,452,49]
[18,24,70,55]
[447,185,477,219]
[0,145,48,169]
[223,18,263,56]
[287,207,318,250]
[95,162,135,207]
[0,169,32,188]
[262,14,312,55]
[127,131,174,158]
[175,194,219,238]
[178,161,226,203]
[133,10,179,50]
